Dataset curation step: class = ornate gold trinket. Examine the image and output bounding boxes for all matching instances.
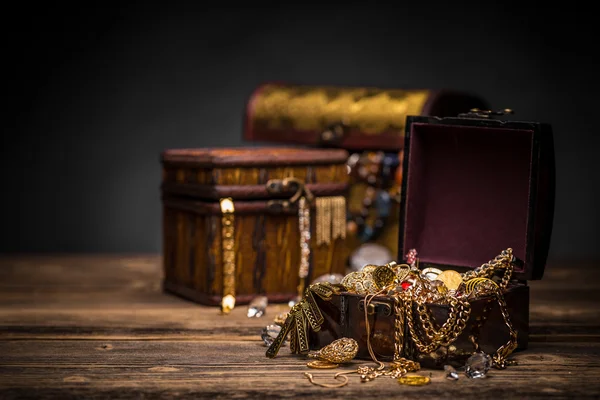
[273,312,288,327]
[362,264,378,273]
[372,264,396,289]
[340,271,378,295]
[308,338,359,364]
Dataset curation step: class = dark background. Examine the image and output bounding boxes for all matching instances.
[2,2,598,262]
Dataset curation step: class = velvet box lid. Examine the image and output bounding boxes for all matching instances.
[398,113,555,281]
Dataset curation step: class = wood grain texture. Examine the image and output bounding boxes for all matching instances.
[0,255,599,399]
[162,160,349,306]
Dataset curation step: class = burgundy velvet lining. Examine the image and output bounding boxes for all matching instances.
[403,123,533,272]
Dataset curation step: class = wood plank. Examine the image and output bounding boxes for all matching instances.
[1,256,599,337]
[1,340,599,399]
[0,256,599,398]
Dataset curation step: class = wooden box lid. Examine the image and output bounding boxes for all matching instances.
[161,147,348,168]
[160,147,349,207]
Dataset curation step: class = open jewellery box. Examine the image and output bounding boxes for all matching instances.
[307,110,556,366]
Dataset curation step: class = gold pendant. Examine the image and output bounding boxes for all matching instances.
[372,264,396,290]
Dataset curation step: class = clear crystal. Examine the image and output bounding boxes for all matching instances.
[247,295,268,318]
[465,352,492,378]
[312,273,344,284]
[261,324,284,347]
[444,365,459,380]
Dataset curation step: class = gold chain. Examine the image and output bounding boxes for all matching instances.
[404,249,516,366]
[468,299,495,353]
[393,295,404,361]
[219,198,236,314]
[297,196,311,296]
[462,248,514,289]
[405,293,471,354]
[490,286,519,368]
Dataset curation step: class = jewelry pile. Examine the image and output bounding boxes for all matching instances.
[265,248,519,388]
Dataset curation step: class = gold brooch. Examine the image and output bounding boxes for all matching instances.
[341,271,378,294]
[308,338,359,364]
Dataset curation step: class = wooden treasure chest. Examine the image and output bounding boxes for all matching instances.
[244,83,489,267]
[160,147,350,312]
[268,110,555,369]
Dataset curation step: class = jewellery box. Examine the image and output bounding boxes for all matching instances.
[161,147,349,311]
[244,83,488,264]
[306,111,556,366]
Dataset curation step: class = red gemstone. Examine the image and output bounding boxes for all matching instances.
[401,281,412,290]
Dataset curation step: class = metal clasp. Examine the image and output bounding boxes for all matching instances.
[266,177,314,213]
[358,300,392,316]
[219,197,235,214]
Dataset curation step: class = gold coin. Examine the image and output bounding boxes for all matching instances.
[306,360,339,369]
[436,270,463,291]
[397,375,431,386]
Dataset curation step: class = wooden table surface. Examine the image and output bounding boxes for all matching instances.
[1,255,599,399]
